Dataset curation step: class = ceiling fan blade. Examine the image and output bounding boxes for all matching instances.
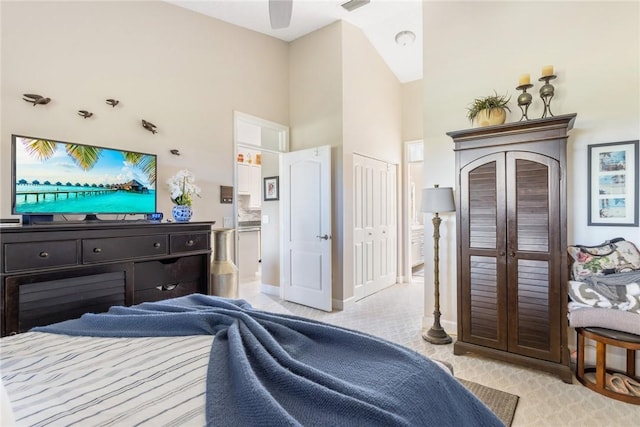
[269,0,292,29]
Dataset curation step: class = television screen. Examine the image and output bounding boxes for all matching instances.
[12,135,157,216]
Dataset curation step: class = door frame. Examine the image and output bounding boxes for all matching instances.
[233,111,289,291]
[403,140,424,282]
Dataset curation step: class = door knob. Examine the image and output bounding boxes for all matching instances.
[316,234,330,240]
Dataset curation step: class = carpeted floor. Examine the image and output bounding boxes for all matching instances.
[459,378,519,426]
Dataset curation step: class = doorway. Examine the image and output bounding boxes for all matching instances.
[403,140,425,281]
[233,112,288,298]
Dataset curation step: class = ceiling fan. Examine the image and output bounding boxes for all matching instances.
[268,0,293,29]
[267,0,369,30]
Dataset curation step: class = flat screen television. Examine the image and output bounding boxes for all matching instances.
[11,134,157,221]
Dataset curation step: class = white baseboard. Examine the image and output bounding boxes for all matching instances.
[422,316,457,336]
[260,283,279,296]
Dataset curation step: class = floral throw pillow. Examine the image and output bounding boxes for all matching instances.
[568,238,640,281]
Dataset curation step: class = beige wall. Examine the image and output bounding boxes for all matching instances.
[289,22,345,300]
[342,21,403,301]
[289,22,343,152]
[342,22,402,163]
[422,1,640,334]
[402,79,424,142]
[1,1,289,223]
[259,150,280,287]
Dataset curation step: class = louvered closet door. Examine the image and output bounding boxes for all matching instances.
[506,152,561,361]
[460,153,508,350]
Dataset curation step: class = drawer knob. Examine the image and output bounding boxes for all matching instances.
[186,240,194,247]
[155,283,178,291]
[153,242,161,248]
[39,251,49,258]
[93,248,102,253]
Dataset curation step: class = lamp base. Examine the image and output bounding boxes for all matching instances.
[422,326,453,345]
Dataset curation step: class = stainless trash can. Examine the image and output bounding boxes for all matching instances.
[211,228,239,298]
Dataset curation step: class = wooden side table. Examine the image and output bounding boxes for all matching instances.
[576,327,640,404]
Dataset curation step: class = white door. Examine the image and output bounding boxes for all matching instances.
[353,157,376,298]
[378,161,397,288]
[354,154,397,300]
[280,146,332,311]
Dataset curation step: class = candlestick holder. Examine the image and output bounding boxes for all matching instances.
[516,83,534,121]
[538,74,557,118]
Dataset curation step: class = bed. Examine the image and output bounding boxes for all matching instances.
[1,294,503,426]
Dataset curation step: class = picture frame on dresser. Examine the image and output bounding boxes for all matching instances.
[587,140,639,226]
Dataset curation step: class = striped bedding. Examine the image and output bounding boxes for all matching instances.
[1,335,460,427]
[1,332,213,426]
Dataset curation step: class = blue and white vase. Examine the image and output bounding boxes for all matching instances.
[172,205,193,222]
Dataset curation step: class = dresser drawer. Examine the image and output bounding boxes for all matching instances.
[134,279,200,304]
[170,232,209,254]
[4,241,78,273]
[134,255,204,291]
[83,235,167,263]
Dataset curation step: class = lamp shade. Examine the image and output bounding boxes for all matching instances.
[421,186,455,213]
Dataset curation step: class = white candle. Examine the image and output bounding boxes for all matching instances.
[518,74,530,86]
[541,65,554,77]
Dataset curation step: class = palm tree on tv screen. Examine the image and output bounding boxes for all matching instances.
[22,138,156,185]
[123,151,157,186]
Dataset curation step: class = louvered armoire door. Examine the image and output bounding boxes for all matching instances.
[505,152,562,362]
[459,153,508,349]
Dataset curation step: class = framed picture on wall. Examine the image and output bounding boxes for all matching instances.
[587,140,639,226]
[263,176,279,201]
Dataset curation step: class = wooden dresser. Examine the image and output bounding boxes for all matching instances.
[448,114,576,383]
[0,222,213,336]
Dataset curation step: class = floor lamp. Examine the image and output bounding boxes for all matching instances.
[421,185,455,345]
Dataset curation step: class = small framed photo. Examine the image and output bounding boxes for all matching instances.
[588,140,639,226]
[263,176,279,201]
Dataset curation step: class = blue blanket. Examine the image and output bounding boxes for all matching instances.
[34,294,502,426]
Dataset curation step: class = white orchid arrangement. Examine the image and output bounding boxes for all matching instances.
[167,169,201,206]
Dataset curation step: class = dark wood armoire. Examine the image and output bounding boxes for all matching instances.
[448,114,576,383]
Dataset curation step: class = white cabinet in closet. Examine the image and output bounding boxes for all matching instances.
[237,163,261,208]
